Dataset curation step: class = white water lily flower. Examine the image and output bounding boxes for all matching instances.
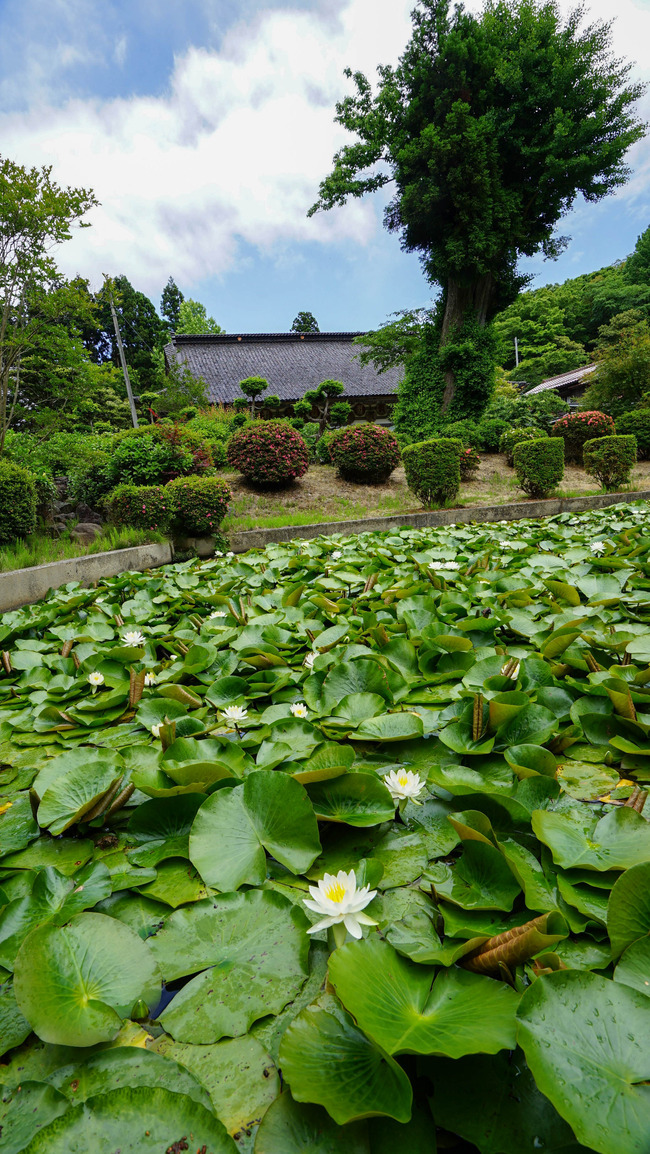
[209,610,227,619]
[438,561,460,571]
[591,541,606,555]
[87,671,104,690]
[214,551,223,557]
[304,869,377,940]
[144,672,157,687]
[290,702,308,719]
[226,551,234,557]
[123,630,145,646]
[331,550,342,560]
[501,659,521,680]
[151,723,162,738]
[222,704,248,722]
[304,652,316,669]
[384,768,425,803]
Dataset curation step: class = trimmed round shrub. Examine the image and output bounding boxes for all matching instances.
[441,419,479,447]
[402,438,462,508]
[474,417,510,452]
[499,426,547,467]
[460,447,480,480]
[329,423,400,483]
[583,434,637,492]
[315,430,338,464]
[0,459,37,544]
[513,438,564,498]
[227,420,309,487]
[552,411,615,463]
[616,411,650,460]
[106,484,171,532]
[166,475,231,536]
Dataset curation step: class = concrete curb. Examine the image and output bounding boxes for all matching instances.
[229,488,650,553]
[0,542,173,613]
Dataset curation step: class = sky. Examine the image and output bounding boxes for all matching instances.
[1,0,649,334]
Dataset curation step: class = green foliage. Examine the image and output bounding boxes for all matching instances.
[107,428,193,488]
[499,426,548,467]
[315,429,338,464]
[176,298,223,336]
[166,475,231,537]
[107,485,172,533]
[93,275,168,392]
[329,423,400,483]
[553,410,616,463]
[494,287,587,382]
[474,417,510,452]
[294,379,352,436]
[354,307,436,374]
[459,447,480,480]
[583,434,637,492]
[440,419,479,447]
[0,458,37,543]
[148,349,210,418]
[513,437,564,497]
[3,429,113,476]
[624,222,650,286]
[484,386,568,434]
[238,376,269,419]
[616,410,650,460]
[227,420,309,487]
[297,422,321,461]
[291,312,319,333]
[581,317,650,419]
[160,276,184,330]
[402,437,461,507]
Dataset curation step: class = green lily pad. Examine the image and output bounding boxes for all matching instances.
[533,806,650,871]
[47,1046,212,1108]
[0,981,32,1057]
[427,841,522,911]
[0,1081,69,1154]
[306,773,395,826]
[607,861,650,960]
[253,1091,369,1154]
[614,937,650,998]
[0,863,111,970]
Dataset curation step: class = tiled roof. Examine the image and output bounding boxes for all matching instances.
[524,363,598,395]
[164,332,403,404]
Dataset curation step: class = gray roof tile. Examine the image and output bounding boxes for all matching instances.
[524,363,598,395]
[165,332,403,404]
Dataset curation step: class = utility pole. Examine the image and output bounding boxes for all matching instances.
[514,336,519,368]
[105,276,138,428]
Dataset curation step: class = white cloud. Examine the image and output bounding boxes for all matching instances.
[0,0,414,293]
[0,0,648,296]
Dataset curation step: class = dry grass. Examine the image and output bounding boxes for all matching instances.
[220,455,650,533]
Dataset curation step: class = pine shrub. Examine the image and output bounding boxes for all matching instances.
[329,423,400,483]
[513,438,564,498]
[460,447,480,480]
[552,411,615,463]
[402,438,462,508]
[583,435,637,492]
[0,459,37,544]
[616,411,650,460]
[227,420,309,487]
[166,475,232,535]
[106,485,171,532]
[499,426,548,467]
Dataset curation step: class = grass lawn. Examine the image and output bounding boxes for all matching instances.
[220,453,650,533]
[0,526,166,573]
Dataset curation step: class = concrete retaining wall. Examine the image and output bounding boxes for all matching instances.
[229,488,650,553]
[0,542,173,613]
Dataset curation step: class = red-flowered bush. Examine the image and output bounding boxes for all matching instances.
[166,475,231,536]
[227,420,309,487]
[329,423,400,483]
[459,447,480,480]
[107,484,171,532]
[552,411,615,463]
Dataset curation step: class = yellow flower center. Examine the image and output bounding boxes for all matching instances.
[324,880,346,903]
[397,773,409,786]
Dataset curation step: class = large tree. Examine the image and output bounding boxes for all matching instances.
[0,156,97,450]
[92,274,168,391]
[176,298,223,335]
[310,0,645,422]
[160,276,184,330]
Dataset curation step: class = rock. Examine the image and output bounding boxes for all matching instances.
[71,523,103,544]
[75,502,102,526]
[57,501,76,515]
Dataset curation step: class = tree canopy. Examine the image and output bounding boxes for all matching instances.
[311,0,646,426]
[176,298,223,336]
[291,311,320,333]
[160,276,184,330]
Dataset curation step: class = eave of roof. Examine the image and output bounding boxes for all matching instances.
[524,363,598,395]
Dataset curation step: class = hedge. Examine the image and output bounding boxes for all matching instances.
[166,475,232,536]
[513,438,564,498]
[402,438,462,508]
[0,459,37,544]
[499,426,548,467]
[552,411,615,463]
[583,435,637,492]
[616,411,650,460]
[227,420,309,487]
[329,424,400,483]
[106,485,171,532]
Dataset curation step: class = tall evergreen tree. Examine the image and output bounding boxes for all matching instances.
[291,311,320,333]
[160,276,184,330]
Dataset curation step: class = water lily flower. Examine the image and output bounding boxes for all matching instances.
[304,869,377,942]
[591,541,606,555]
[209,610,227,619]
[151,723,162,738]
[384,768,425,804]
[123,630,145,646]
[304,652,316,669]
[290,702,309,719]
[331,550,342,560]
[144,672,157,687]
[87,671,104,691]
[222,704,248,722]
[226,551,234,557]
[438,561,460,571]
[214,551,224,557]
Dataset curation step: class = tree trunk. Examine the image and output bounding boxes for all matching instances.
[440,272,495,413]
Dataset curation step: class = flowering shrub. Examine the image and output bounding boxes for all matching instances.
[552,411,615,463]
[513,438,564,498]
[499,426,547,467]
[329,423,400,483]
[583,434,637,491]
[106,424,213,488]
[107,484,171,532]
[402,438,462,507]
[227,420,309,487]
[459,447,480,480]
[166,475,231,536]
